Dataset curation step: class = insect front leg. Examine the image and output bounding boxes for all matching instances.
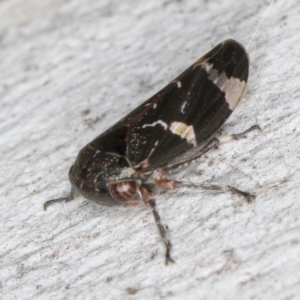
[140,186,175,265]
[44,187,77,211]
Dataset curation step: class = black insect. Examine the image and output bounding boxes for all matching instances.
[45,39,259,264]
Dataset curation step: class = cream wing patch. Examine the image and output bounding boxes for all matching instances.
[142,120,168,130]
[204,63,247,110]
[169,121,197,146]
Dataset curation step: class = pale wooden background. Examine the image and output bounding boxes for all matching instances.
[0,0,299,299]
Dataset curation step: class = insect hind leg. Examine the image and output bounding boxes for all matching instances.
[179,182,255,203]
[155,179,255,203]
[164,125,261,172]
[156,125,260,203]
[217,125,261,145]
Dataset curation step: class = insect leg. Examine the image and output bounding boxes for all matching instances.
[44,187,77,211]
[217,125,261,144]
[155,179,255,203]
[156,125,260,203]
[147,199,175,265]
[140,186,175,265]
[165,125,260,172]
[178,182,255,203]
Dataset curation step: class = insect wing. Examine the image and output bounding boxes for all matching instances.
[90,39,249,173]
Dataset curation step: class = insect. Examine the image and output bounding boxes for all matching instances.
[44,39,260,264]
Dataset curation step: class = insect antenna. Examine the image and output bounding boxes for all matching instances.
[44,188,76,211]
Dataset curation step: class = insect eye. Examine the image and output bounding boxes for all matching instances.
[108,181,141,205]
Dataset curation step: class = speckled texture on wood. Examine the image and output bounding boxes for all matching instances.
[1,1,300,299]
